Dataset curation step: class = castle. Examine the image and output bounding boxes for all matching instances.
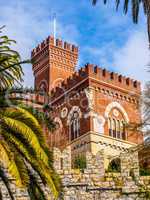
[31,36,143,167]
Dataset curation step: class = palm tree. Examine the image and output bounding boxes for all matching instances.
[0,26,30,90]
[0,99,60,199]
[92,0,150,43]
[0,28,60,199]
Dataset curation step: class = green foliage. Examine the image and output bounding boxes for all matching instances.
[92,0,150,43]
[145,190,150,200]
[0,28,60,199]
[0,104,60,199]
[107,158,121,173]
[20,104,56,132]
[74,155,86,171]
[0,166,15,200]
[0,26,30,90]
[138,185,150,200]
[140,168,150,176]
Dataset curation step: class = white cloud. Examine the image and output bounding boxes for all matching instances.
[112,31,150,86]
[0,1,79,87]
[83,42,118,67]
[0,0,148,88]
[83,30,149,86]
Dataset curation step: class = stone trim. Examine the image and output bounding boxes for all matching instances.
[67,106,82,125]
[105,101,129,123]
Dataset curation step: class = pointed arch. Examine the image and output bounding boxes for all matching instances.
[105,101,129,123]
[67,106,82,125]
[67,106,82,141]
[54,117,63,130]
[39,79,48,92]
[51,77,64,88]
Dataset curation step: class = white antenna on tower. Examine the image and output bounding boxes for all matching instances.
[53,13,56,41]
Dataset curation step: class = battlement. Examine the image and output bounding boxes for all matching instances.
[52,147,150,200]
[31,35,78,57]
[1,146,150,200]
[84,64,141,92]
[50,63,141,100]
[53,146,139,178]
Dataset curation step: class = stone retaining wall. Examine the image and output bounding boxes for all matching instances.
[0,146,150,200]
[54,146,150,200]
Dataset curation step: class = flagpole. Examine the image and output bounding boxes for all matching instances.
[53,13,56,43]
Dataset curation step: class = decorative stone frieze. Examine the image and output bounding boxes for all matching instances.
[84,87,94,111]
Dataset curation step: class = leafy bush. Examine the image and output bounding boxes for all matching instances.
[107,158,121,173]
[140,168,150,176]
[74,155,86,171]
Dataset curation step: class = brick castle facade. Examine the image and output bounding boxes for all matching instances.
[31,36,143,166]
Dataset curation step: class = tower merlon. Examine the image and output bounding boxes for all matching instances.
[83,64,141,93]
[50,64,141,100]
[31,35,78,58]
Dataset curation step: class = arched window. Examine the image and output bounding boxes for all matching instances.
[112,119,117,138]
[105,102,129,141]
[53,117,63,147]
[55,122,60,130]
[121,121,126,140]
[117,120,121,139]
[108,118,126,140]
[107,111,127,140]
[107,158,121,172]
[108,118,112,136]
[54,118,62,131]
[53,122,60,146]
[70,111,80,141]
[39,80,47,93]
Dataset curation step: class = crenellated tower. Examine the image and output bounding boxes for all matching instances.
[31,35,143,167]
[31,36,78,93]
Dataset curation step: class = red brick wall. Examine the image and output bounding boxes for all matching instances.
[46,64,142,149]
[31,38,143,149]
[31,36,78,93]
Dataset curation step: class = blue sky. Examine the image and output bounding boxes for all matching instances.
[0,0,149,86]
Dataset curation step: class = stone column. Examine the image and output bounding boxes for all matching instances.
[95,150,105,176]
[121,152,130,177]
[53,147,62,171]
[62,146,71,170]
[86,150,105,176]
[121,151,139,178]
[86,151,94,172]
[130,151,139,177]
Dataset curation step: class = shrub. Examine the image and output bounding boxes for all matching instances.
[107,158,121,173]
[140,168,150,176]
[74,155,86,171]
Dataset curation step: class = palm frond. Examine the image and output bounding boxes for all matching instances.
[1,117,49,166]
[0,130,59,198]
[92,0,97,5]
[0,27,28,90]
[1,107,53,167]
[124,0,129,14]
[0,141,23,187]
[132,0,140,23]
[27,172,47,200]
[13,153,30,187]
[3,107,46,147]
[0,166,15,200]
[20,105,56,132]
[92,0,150,43]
